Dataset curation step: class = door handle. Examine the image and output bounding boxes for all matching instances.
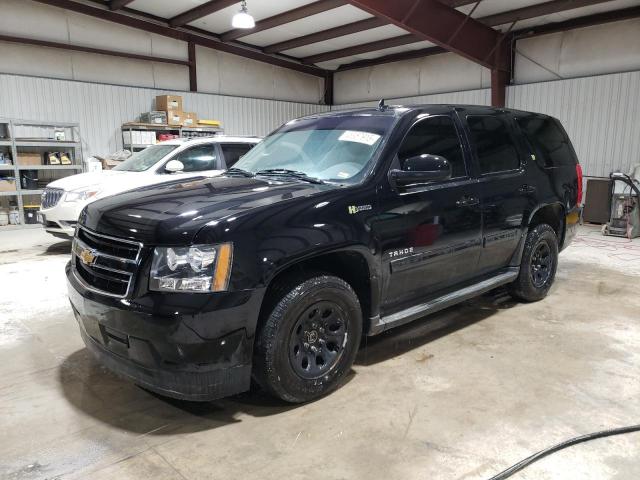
[518,184,536,194]
[456,196,479,207]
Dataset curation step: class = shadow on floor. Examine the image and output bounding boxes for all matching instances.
[56,288,516,435]
[39,240,72,256]
[356,287,517,366]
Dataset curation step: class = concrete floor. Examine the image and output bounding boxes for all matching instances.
[1,225,639,480]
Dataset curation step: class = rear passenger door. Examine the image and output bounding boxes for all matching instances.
[220,143,255,168]
[458,110,532,275]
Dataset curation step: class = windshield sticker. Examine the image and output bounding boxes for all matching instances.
[339,130,381,146]
[337,172,351,178]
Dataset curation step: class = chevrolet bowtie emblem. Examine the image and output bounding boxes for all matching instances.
[79,248,97,266]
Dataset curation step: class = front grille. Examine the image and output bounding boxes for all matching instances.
[41,188,64,209]
[72,225,143,298]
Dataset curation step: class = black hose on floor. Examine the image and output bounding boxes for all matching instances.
[486,424,640,480]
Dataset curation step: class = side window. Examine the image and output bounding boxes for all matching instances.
[172,144,218,172]
[516,116,576,168]
[398,116,466,178]
[220,143,255,168]
[467,115,520,174]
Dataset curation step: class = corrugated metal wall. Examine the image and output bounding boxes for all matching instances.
[0,73,329,159]
[333,70,640,178]
[2,70,638,178]
[333,88,491,110]
[507,70,640,178]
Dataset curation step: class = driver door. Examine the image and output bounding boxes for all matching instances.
[377,114,482,315]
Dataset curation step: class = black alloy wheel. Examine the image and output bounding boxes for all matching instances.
[530,241,553,287]
[288,301,348,379]
[509,223,559,302]
[254,274,362,403]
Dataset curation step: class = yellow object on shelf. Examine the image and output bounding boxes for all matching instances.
[197,119,222,127]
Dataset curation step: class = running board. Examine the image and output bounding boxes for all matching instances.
[369,268,519,335]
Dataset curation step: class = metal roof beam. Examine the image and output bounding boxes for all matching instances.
[480,0,613,27]
[303,34,419,64]
[346,0,508,70]
[264,17,386,54]
[31,0,328,77]
[109,0,134,10]
[169,0,239,28]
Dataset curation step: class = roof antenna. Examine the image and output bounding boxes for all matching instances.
[377,98,386,111]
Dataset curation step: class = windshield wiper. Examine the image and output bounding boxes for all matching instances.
[255,169,325,184]
[225,167,255,177]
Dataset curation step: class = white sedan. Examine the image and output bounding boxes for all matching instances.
[39,136,261,239]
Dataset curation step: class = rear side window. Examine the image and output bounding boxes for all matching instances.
[516,116,576,167]
[221,143,255,168]
[467,115,520,174]
[398,116,466,178]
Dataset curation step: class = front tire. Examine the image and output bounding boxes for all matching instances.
[253,274,362,403]
[510,224,559,302]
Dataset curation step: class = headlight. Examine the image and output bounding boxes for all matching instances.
[65,189,100,202]
[150,243,233,293]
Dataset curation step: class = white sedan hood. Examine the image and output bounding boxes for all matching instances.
[46,169,223,199]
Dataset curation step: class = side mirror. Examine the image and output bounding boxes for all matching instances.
[165,159,184,173]
[389,154,451,188]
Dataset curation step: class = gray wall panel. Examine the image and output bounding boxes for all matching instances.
[333,71,640,178]
[0,73,329,160]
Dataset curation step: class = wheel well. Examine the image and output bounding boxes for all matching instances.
[529,204,565,247]
[258,251,372,332]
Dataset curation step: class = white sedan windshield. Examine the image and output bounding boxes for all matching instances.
[113,144,178,172]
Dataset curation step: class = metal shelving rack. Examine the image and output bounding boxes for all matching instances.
[121,123,223,152]
[0,119,83,227]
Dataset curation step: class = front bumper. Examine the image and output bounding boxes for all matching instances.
[40,201,85,238]
[67,262,263,401]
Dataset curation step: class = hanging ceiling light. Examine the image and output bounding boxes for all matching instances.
[232,1,255,29]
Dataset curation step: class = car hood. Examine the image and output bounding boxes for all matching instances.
[81,175,333,244]
[47,169,224,198]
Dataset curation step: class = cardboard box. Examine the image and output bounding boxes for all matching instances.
[101,158,122,170]
[0,178,16,192]
[182,112,198,127]
[167,111,185,126]
[156,95,183,112]
[17,152,42,166]
[140,111,167,125]
[124,131,158,146]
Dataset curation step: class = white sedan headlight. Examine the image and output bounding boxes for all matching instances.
[150,243,233,293]
[65,188,101,202]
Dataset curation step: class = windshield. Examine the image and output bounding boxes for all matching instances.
[233,114,395,184]
[113,144,179,172]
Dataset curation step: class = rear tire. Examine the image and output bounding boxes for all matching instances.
[510,224,558,302]
[253,274,362,403]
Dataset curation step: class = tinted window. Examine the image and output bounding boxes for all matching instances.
[467,115,520,174]
[516,116,576,167]
[398,116,466,178]
[173,144,218,172]
[221,143,255,168]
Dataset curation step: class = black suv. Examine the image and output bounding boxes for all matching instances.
[67,105,582,403]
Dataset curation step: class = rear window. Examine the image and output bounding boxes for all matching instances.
[516,115,577,167]
[221,143,255,168]
[467,115,520,174]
